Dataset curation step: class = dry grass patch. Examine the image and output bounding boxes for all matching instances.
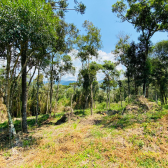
[1,109,168,167]
[0,102,7,123]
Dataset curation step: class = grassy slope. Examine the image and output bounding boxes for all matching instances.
[0,102,168,168]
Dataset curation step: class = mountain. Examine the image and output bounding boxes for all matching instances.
[60,80,76,85]
[98,80,103,84]
[43,80,76,85]
[61,80,104,85]
[43,80,104,85]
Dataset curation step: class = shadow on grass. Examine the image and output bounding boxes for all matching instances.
[0,113,68,151]
[101,109,168,130]
[0,114,50,131]
[0,132,42,151]
[55,110,88,125]
[74,110,87,116]
[13,114,51,132]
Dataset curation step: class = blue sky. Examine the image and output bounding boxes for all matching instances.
[61,0,168,81]
[64,0,168,53]
[2,1,167,82]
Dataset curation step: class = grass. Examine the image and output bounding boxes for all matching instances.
[1,101,168,167]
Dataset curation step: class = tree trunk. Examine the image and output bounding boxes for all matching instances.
[155,93,158,104]
[6,45,16,138]
[143,82,146,97]
[134,81,137,95]
[164,94,167,104]
[49,55,53,117]
[124,87,126,101]
[145,85,149,98]
[88,57,93,115]
[109,86,111,109]
[160,86,164,105]
[90,82,93,115]
[85,94,89,109]
[120,88,122,108]
[93,99,96,109]
[70,94,74,120]
[36,66,40,125]
[46,89,49,114]
[106,88,108,109]
[55,77,61,112]
[128,75,130,100]
[21,42,28,133]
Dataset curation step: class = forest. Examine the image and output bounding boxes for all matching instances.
[0,0,168,167]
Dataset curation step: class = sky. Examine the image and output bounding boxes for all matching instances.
[0,0,167,82]
[60,0,168,82]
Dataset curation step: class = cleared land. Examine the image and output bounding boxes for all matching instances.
[0,98,168,168]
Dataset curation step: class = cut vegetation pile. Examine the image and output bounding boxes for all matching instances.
[125,96,159,114]
[55,112,79,125]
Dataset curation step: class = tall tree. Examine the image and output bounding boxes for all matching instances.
[150,40,168,104]
[112,0,168,96]
[0,0,60,133]
[77,20,102,115]
[101,61,119,109]
[89,62,102,114]
[113,34,131,97]
[54,55,75,113]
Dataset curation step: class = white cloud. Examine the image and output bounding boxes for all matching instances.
[0,50,126,82]
[0,59,6,68]
[97,50,116,63]
[61,49,126,81]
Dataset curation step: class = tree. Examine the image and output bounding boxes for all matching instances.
[54,55,75,113]
[151,58,167,104]
[35,73,44,125]
[150,40,168,104]
[113,35,152,97]
[89,62,102,114]
[112,0,168,96]
[46,0,86,17]
[69,82,77,115]
[113,34,131,96]
[0,0,86,135]
[77,20,102,115]
[0,0,60,133]
[101,61,119,109]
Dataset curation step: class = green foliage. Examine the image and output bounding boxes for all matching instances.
[96,102,106,110]
[112,0,168,96]
[91,129,104,138]
[77,20,102,61]
[3,151,11,158]
[0,121,8,129]
[23,136,36,148]
[112,0,168,34]
[136,154,163,168]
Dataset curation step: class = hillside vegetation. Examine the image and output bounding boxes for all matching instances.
[0,97,168,168]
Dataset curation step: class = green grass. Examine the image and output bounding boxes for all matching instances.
[136,154,165,168]
[0,113,56,132]
[1,100,168,168]
[96,101,127,112]
[90,128,104,138]
[0,121,8,129]
[101,107,168,130]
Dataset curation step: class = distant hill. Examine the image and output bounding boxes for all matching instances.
[60,80,76,85]
[98,80,103,84]
[43,80,76,85]
[44,80,104,85]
